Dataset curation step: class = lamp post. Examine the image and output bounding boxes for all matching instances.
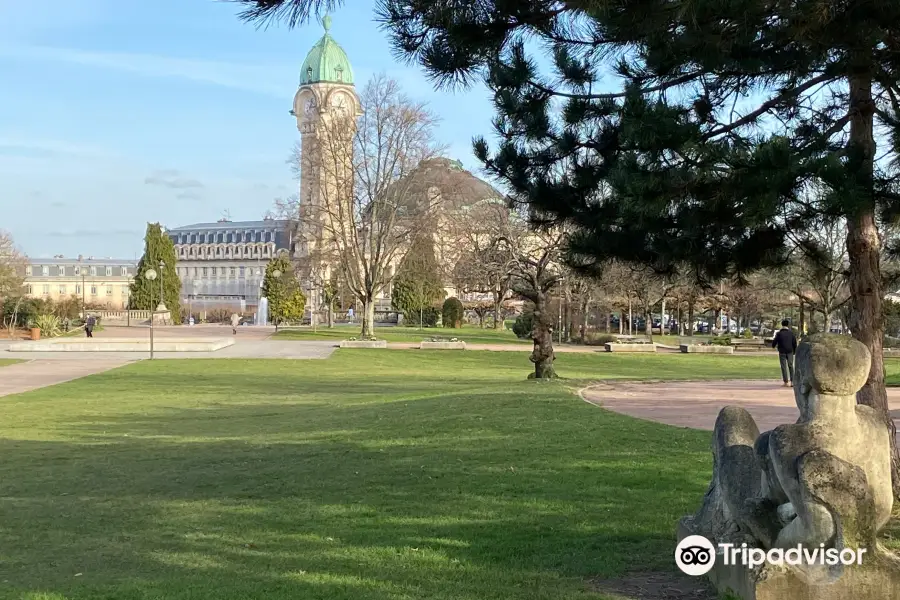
[145,268,158,359]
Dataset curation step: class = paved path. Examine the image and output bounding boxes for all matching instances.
[1,326,336,361]
[581,380,900,440]
[0,358,134,397]
[0,326,335,397]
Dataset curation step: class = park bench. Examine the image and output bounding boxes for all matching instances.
[730,338,770,351]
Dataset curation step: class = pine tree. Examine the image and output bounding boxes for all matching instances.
[130,223,182,321]
[391,236,446,328]
[234,0,900,479]
[364,0,900,490]
[263,256,306,326]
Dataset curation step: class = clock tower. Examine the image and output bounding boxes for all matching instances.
[291,15,361,290]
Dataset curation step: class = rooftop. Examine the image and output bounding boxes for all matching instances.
[299,15,354,86]
[27,257,137,265]
[168,219,293,232]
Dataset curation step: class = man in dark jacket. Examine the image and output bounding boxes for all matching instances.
[772,319,798,386]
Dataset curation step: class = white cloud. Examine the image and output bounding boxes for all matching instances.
[0,44,295,98]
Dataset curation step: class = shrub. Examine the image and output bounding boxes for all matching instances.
[442,297,464,328]
[741,328,754,339]
[584,333,618,346]
[405,306,440,327]
[33,314,62,337]
[512,313,535,339]
[709,335,732,346]
[206,308,232,323]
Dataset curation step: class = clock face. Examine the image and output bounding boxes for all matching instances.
[332,94,347,108]
[304,98,317,115]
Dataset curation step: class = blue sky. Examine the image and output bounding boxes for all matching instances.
[0,0,496,259]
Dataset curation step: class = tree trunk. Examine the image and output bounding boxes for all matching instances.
[644,302,652,338]
[618,310,623,334]
[799,300,805,335]
[493,290,503,330]
[688,302,695,337]
[604,312,610,334]
[530,293,556,379]
[628,299,633,335]
[846,72,899,498]
[361,296,376,339]
[660,299,667,335]
[677,305,683,336]
[327,303,334,328]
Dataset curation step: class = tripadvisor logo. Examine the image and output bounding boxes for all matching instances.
[675,535,867,576]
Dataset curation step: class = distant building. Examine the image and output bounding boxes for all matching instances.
[166,218,294,312]
[22,256,137,310]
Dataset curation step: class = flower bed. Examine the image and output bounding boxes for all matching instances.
[604,342,657,353]
[339,337,387,349]
[679,344,735,354]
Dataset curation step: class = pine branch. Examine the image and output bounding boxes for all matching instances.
[702,73,834,140]
[524,71,704,100]
[230,0,341,28]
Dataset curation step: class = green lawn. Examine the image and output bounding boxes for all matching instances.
[0,352,788,600]
[274,324,531,344]
[0,359,23,367]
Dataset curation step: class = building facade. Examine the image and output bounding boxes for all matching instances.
[167,218,293,311]
[22,256,137,310]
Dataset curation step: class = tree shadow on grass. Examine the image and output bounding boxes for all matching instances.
[1,368,713,600]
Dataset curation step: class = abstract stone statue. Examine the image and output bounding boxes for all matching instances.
[679,334,900,599]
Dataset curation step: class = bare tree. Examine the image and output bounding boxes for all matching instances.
[621,264,678,339]
[449,198,518,329]
[0,230,25,300]
[498,223,566,379]
[292,74,443,338]
[784,219,852,332]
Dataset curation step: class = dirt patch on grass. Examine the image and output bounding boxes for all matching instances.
[591,571,718,600]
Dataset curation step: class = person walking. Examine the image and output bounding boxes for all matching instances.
[772,319,798,386]
[231,313,240,335]
[84,314,96,338]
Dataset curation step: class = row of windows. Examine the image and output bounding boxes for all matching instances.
[177,266,267,278]
[178,244,274,259]
[35,265,130,277]
[172,231,276,245]
[27,284,129,297]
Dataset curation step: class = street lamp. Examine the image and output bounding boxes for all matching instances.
[145,268,158,359]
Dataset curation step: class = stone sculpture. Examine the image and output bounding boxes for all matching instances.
[678,333,900,599]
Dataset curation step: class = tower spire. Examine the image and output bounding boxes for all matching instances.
[322,13,332,34]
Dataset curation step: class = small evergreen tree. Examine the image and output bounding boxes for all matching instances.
[442,297,464,329]
[130,223,181,321]
[263,256,306,326]
[391,236,446,328]
[512,312,535,340]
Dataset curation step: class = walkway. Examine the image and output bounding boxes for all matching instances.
[1,325,336,361]
[0,358,134,397]
[0,326,336,397]
[580,380,900,440]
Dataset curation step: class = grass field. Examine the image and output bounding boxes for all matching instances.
[0,352,843,600]
[272,325,717,347]
[273,325,531,344]
[0,359,22,368]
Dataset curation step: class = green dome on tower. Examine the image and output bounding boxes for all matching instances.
[299,15,354,86]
